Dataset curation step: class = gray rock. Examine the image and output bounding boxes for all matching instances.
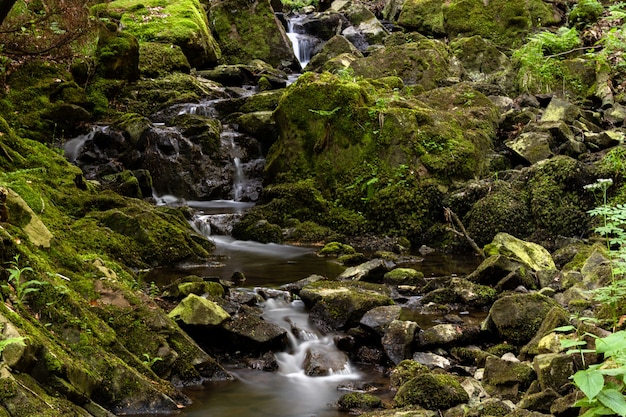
[303,344,350,376]
[505,131,553,164]
[382,320,419,365]
[412,351,451,369]
[533,353,574,393]
[359,305,403,336]
[337,258,395,282]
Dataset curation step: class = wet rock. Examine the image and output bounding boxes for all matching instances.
[412,351,451,369]
[389,359,431,389]
[518,388,561,413]
[485,293,559,345]
[420,277,497,307]
[382,320,419,365]
[300,280,394,332]
[383,268,426,287]
[168,294,230,326]
[505,131,553,165]
[532,353,574,393]
[235,111,278,144]
[303,344,350,376]
[220,305,288,352]
[356,345,384,364]
[484,233,556,272]
[338,392,384,412]
[338,258,395,282]
[308,35,363,72]
[246,352,278,371]
[299,11,350,41]
[360,305,403,336]
[550,391,581,417]
[139,42,190,78]
[418,323,480,347]
[450,346,495,368]
[394,371,469,410]
[483,356,536,402]
[281,274,329,295]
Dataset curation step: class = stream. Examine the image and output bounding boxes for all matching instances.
[64,15,483,416]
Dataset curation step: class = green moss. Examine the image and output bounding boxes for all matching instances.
[319,241,356,256]
[139,42,191,77]
[394,372,469,409]
[338,392,383,410]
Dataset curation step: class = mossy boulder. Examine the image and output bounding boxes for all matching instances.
[96,27,140,81]
[397,0,445,36]
[264,72,498,241]
[350,37,452,88]
[484,233,556,272]
[4,188,53,248]
[394,371,469,409]
[319,241,356,257]
[94,0,221,68]
[139,42,191,77]
[486,293,559,344]
[299,280,393,332]
[209,0,296,67]
[168,294,230,326]
[338,392,384,411]
[307,35,364,72]
[442,0,561,49]
[383,268,426,286]
[450,35,514,90]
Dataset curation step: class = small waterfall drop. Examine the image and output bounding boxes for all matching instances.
[286,14,319,68]
[64,125,109,162]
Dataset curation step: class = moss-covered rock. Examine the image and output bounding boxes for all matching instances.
[307,35,364,72]
[139,42,191,77]
[299,280,393,332]
[484,232,556,272]
[442,0,561,49]
[96,26,140,81]
[350,36,452,88]
[397,0,445,36]
[450,35,514,91]
[94,0,221,68]
[338,392,384,411]
[168,294,230,326]
[209,0,296,67]
[394,372,469,409]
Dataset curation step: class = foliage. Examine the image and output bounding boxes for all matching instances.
[512,27,581,94]
[2,255,46,307]
[569,0,604,29]
[0,335,28,357]
[280,0,318,11]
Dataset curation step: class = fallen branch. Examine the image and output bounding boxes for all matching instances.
[443,207,485,259]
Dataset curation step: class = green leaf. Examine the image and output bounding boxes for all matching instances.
[596,331,626,357]
[554,325,576,332]
[561,339,587,348]
[574,369,604,400]
[597,388,626,416]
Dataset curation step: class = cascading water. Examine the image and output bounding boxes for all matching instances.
[286,14,319,68]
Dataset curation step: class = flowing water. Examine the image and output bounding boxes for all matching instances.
[286,14,319,69]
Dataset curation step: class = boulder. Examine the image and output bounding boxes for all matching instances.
[418,323,479,347]
[541,98,582,124]
[96,0,220,68]
[341,5,389,48]
[307,35,364,72]
[505,131,554,165]
[168,294,230,326]
[95,28,140,81]
[209,0,296,67]
[383,268,426,287]
[485,293,559,345]
[466,255,534,290]
[483,356,536,402]
[338,392,384,412]
[532,353,575,393]
[360,305,403,336]
[5,188,53,248]
[397,0,445,35]
[303,344,350,376]
[382,320,419,365]
[412,351,451,369]
[442,0,560,49]
[389,359,431,390]
[420,277,497,307]
[450,35,513,88]
[394,372,470,409]
[518,388,561,413]
[139,42,191,78]
[338,258,395,282]
[299,280,394,332]
[484,233,556,272]
[220,305,288,351]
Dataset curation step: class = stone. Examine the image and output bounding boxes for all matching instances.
[412,351,450,369]
[484,233,556,272]
[483,356,536,401]
[360,305,403,336]
[390,359,431,389]
[338,392,384,411]
[505,131,553,164]
[518,388,561,413]
[485,293,559,345]
[532,353,575,393]
[397,0,445,35]
[419,323,479,347]
[5,188,53,248]
[168,294,230,326]
[338,258,395,282]
[303,344,350,376]
[308,35,364,72]
[394,372,470,409]
[383,268,426,287]
[220,305,288,351]
[382,320,419,365]
[541,97,581,123]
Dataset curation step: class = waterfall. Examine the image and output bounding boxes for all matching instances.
[286,14,319,69]
[64,125,109,162]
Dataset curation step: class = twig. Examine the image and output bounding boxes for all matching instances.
[545,45,602,59]
[444,207,485,259]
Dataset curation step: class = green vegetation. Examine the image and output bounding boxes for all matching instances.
[2,255,46,307]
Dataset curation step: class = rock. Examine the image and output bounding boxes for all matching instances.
[419,323,479,347]
[382,320,419,365]
[420,277,497,307]
[338,392,384,412]
[209,0,296,67]
[450,35,514,89]
[394,371,470,409]
[484,233,556,272]
[303,343,350,376]
[412,351,451,369]
[235,111,278,144]
[338,258,395,282]
[342,4,389,46]
[485,293,559,345]
[467,255,536,291]
[505,131,553,165]
[168,294,230,326]
[483,356,536,402]
[532,353,574,393]
[442,0,560,49]
[518,388,561,413]
[139,42,191,78]
[390,359,431,389]
[360,305,403,336]
[350,37,452,88]
[299,280,394,332]
[520,306,570,357]
[383,268,426,286]
[397,0,445,35]
[541,98,581,124]
[220,305,288,352]
[307,35,363,72]
[95,28,140,81]
[5,188,53,248]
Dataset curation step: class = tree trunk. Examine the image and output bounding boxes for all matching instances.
[0,0,17,28]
